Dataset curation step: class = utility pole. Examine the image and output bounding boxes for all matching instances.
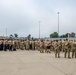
[6,28,7,37]
[57,12,60,37]
[39,21,41,39]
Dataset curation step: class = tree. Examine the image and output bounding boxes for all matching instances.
[32,37,34,40]
[65,33,68,37]
[9,34,13,38]
[71,32,75,37]
[60,32,76,38]
[27,34,31,40]
[60,33,68,38]
[50,32,58,38]
[14,33,18,38]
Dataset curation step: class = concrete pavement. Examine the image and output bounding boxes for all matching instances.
[0,50,76,75]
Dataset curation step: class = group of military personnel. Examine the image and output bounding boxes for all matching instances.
[0,39,76,58]
[39,39,76,59]
[0,39,37,51]
[0,40,16,51]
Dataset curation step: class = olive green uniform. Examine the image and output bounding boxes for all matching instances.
[64,41,71,58]
[40,41,44,53]
[54,41,60,58]
[26,40,30,50]
[72,41,76,58]
[32,40,35,50]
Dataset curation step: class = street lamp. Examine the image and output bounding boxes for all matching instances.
[57,12,60,38]
[6,28,7,37]
[39,21,40,39]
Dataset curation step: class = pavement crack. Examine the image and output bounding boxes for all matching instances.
[39,56,67,75]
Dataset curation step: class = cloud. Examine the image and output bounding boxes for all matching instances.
[0,0,76,37]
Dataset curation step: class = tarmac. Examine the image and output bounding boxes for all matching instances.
[0,50,76,75]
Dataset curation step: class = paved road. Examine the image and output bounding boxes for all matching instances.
[0,50,76,75]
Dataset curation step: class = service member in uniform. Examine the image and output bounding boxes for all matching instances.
[0,40,2,51]
[72,40,76,58]
[9,40,13,51]
[46,40,51,53]
[64,39,71,58]
[32,40,35,50]
[12,40,17,51]
[3,40,7,51]
[54,40,60,58]
[26,39,30,50]
[40,40,44,53]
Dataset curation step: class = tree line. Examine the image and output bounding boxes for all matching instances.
[50,32,76,38]
[9,32,76,39]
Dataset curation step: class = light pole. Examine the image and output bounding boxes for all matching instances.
[39,21,41,39]
[6,28,7,37]
[57,12,60,38]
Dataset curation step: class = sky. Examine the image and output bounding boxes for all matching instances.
[0,0,76,38]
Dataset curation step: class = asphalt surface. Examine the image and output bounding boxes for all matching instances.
[0,50,76,75]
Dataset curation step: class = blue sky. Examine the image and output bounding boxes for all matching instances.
[0,0,76,38]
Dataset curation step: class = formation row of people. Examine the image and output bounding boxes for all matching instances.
[0,40,16,51]
[0,39,38,51]
[39,39,76,59]
[0,39,76,58]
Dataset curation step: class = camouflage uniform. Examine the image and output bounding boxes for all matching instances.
[37,40,40,51]
[40,40,44,53]
[26,40,30,50]
[0,41,2,51]
[72,41,76,58]
[24,40,26,50]
[32,40,35,50]
[3,40,7,51]
[19,40,23,50]
[35,40,38,50]
[46,40,51,53]
[58,40,62,51]
[64,40,71,58]
[18,40,21,49]
[54,40,60,58]
[62,40,65,52]
[9,40,13,51]
[44,40,47,53]
[12,40,17,51]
